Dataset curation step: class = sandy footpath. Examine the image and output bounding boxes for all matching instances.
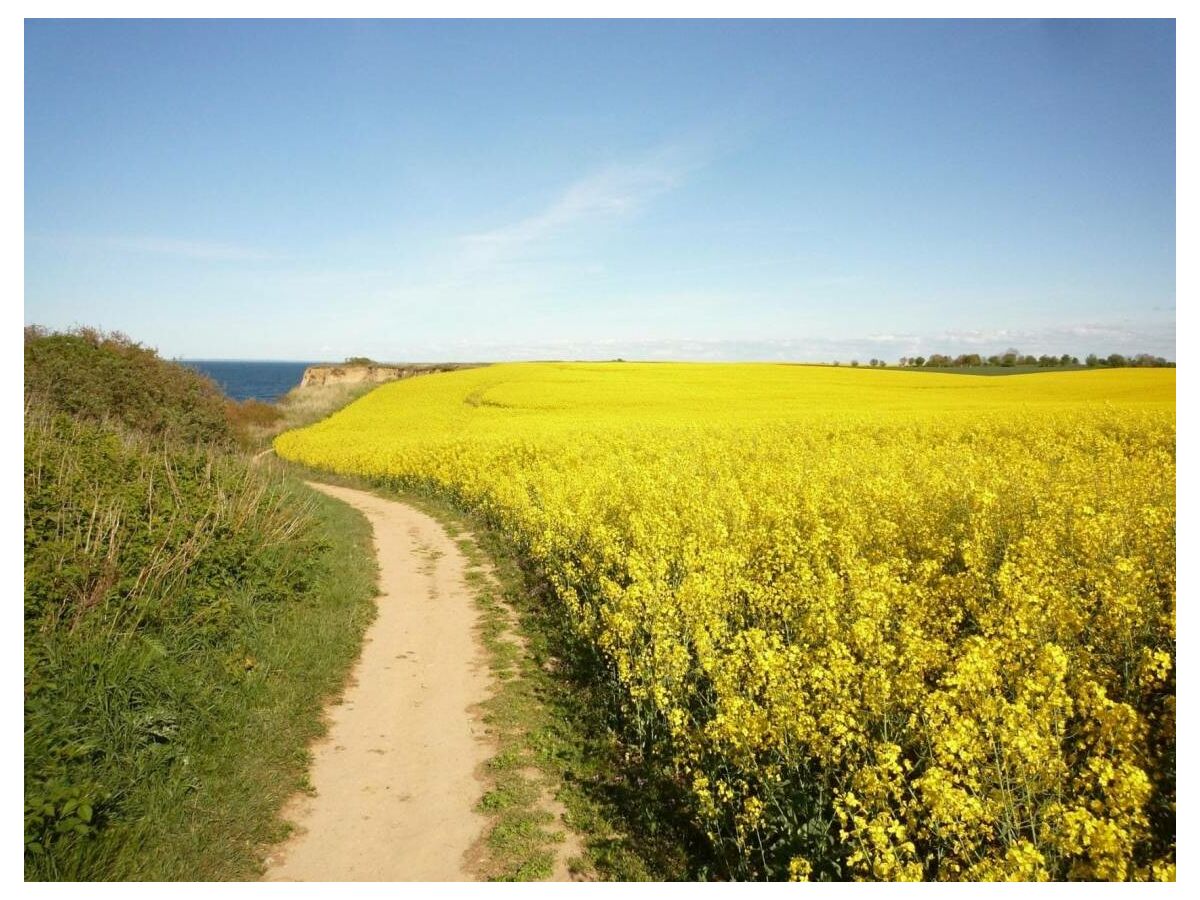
[263,482,492,881]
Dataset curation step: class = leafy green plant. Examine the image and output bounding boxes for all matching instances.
[24,326,233,446]
[23,327,378,880]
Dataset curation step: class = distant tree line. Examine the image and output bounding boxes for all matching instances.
[1080,353,1175,369]
[885,348,1175,369]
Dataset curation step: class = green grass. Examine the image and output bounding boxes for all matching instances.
[25,435,378,880]
[24,324,384,881]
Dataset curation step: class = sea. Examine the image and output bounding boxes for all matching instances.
[182,360,317,403]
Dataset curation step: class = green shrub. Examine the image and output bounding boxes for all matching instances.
[225,398,283,434]
[24,325,380,879]
[24,402,317,632]
[24,399,328,873]
[24,326,233,446]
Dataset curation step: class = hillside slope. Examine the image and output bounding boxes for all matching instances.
[24,328,377,880]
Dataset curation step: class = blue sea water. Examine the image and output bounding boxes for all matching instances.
[182,360,316,403]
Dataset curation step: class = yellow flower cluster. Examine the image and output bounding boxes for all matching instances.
[276,363,1175,881]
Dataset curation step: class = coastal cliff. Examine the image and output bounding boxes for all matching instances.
[299,363,473,389]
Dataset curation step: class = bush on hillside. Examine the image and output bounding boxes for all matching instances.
[23,324,381,880]
[24,326,234,446]
[225,398,284,440]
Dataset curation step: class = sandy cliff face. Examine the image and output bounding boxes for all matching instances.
[299,364,468,388]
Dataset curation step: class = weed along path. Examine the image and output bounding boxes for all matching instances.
[263,481,492,881]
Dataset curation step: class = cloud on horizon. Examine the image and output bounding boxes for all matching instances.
[396,318,1176,364]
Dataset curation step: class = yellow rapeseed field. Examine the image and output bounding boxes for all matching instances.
[275,363,1175,881]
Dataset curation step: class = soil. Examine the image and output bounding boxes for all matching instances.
[262,482,493,881]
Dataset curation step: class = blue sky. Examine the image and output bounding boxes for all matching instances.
[25,19,1175,362]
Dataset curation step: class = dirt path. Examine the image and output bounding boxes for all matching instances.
[263,482,492,881]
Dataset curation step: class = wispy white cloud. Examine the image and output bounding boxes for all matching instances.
[938,322,1176,351]
[459,150,697,262]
